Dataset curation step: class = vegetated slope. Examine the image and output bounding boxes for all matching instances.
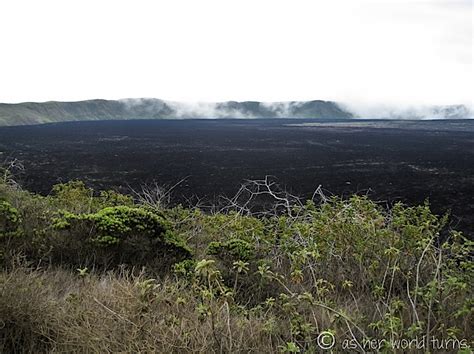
[0,99,170,126]
[0,99,353,126]
[0,175,472,352]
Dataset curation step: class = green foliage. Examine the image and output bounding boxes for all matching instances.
[59,205,168,241]
[0,200,21,237]
[98,190,134,207]
[196,211,267,244]
[50,205,191,270]
[50,180,95,213]
[173,259,197,278]
[0,178,472,352]
[50,180,133,213]
[207,238,254,261]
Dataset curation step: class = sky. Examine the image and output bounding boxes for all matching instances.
[0,0,472,108]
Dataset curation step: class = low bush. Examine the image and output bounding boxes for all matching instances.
[49,205,192,270]
[0,200,20,237]
[0,181,191,273]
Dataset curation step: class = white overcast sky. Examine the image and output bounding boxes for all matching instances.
[0,0,472,107]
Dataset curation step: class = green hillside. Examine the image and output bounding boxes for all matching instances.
[0,99,353,126]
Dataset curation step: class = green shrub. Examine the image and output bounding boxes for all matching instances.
[0,200,23,264]
[197,212,267,244]
[173,259,197,278]
[208,238,255,261]
[50,180,134,212]
[50,205,192,271]
[0,200,20,237]
[50,180,95,213]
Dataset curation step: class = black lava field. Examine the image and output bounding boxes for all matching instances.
[1,118,473,237]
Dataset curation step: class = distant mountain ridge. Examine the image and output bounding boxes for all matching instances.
[0,99,353,125]
[0,98,471,126]
[0,99,352,126]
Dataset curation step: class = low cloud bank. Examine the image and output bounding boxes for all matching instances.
[119,99,353,119]
[122,98,474,119]
[341,102,473,119]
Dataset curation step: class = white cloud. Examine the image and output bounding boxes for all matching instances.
[0,0,471,107]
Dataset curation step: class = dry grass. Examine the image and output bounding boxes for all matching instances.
[0,264,293,353]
